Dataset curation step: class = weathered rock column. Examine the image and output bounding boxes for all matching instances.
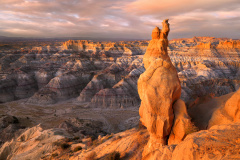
[138,19,182,157]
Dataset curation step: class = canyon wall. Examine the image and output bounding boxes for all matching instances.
[0,34,239,106]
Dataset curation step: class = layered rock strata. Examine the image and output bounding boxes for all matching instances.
[0,36,239,105]
[27,71,93,104]
[78,56,144,108]
[0,67,38,102]
[89,71,141,108]
[77,73,117,103]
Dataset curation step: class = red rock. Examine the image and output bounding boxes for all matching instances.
[138,19,182,158]
[168,99,191,145]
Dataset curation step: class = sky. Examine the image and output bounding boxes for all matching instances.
[0,0,239,40]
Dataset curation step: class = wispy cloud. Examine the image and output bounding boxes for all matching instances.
[0,0,239,39]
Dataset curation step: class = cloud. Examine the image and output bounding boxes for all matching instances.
[124,0,240,39]
[167,10,240,39]
[0,0,239,39]
[125,0,240,17]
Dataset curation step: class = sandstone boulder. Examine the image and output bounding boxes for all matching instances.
[188,88,240,130]
[208,88,240,128]
[172,123,240,160]
[168,99,192,145]
[142,145,176,160]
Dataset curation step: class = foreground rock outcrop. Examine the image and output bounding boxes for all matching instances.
[65,123,240,160]
[0,125,71,160]
[188,88,240,130]
[71,128,149,160]
[168,99,192,145]
[171,123,240,160]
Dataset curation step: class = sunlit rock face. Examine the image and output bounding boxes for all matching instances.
[171,123,240,160]
[136,22,240,160]
[188,88,240,130]
[168,99,191,145]
[61,40,148,59]
[137,19,188,159]
[0,125,71,160]
[143,23,171,69]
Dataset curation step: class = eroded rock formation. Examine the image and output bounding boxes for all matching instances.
[171,123,240,160]
[0,36,239,105]
[0,125,71,160]
[188,88,240,130]
[168,99,191,145]
[138,19,186,158]
[27,71,93,104]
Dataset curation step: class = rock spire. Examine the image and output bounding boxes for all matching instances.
[138,19,191,159]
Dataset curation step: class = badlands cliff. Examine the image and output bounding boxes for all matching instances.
[0,36,239,107]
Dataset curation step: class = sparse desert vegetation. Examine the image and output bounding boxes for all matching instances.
[104,151,121,160]
[85,151,97,160]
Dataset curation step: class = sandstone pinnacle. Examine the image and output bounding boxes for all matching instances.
[138,19,187,159]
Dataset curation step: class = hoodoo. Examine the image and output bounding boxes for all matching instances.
[143,19,171,69]
[138,19,190,159]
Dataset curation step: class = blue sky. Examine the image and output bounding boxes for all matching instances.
[0,0,239,39]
